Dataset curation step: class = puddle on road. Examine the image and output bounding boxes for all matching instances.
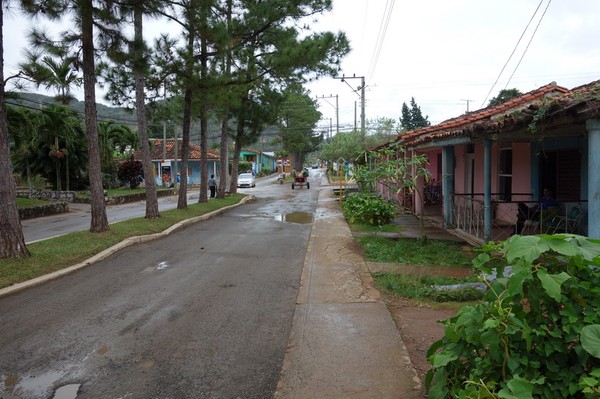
[157,261,170,270]
[53,384,81,399]
[274,212,313,224]
[5,370,74,398]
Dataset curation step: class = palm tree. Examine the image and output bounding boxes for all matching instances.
[98,121,137,177]
[37,105,81,190]
[19,41,83,191]
[7,106,42,196]
[19,44,82,106]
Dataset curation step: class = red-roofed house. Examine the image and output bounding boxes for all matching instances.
[143,139,220,186]
[374,80,600,243]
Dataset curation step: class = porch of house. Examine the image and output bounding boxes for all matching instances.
[385,187,586,245]
[448,193,587,244]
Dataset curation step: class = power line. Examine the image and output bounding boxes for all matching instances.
[367,0,395,83]
[480,0,546,108]
[503,0,552,90]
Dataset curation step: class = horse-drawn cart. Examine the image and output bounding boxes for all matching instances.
[291,171,310,189]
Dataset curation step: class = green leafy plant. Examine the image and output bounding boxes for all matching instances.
[426,234,600,398]
[341,192,396,226]
[527,97,552,134]
[356,142,432,241]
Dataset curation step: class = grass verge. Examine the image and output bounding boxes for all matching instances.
[349,223,405,234]
[0,194,246,289]
[358,235,473,267]
[74,187,173,199]
[373,273,484,303]
[16,197,51,208]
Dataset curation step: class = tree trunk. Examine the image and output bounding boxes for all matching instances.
[26,161,33,197]
[0,6,29,258]
[176,7,199,209]
[229,94,249,193]
[291,151,303,172]
[198,9,209,204]
[81,0,108,232]
[133,6,159,219]
[177,87,192,210]
[217,0,232,199]
[218,116,229,199]
[65,154,70,191]
[55,136,62,190]
[199,109,208,203]
[229,137,243,194]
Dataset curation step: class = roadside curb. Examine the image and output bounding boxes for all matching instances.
[0,195,255,299]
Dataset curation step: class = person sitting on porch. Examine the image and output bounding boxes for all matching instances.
[514,188,557,234]
[539,188,557,210]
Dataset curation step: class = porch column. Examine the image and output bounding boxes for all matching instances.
[483,139,492,242]
[586,119,600,239]
[442,145,455,227]
[412,150,424,216]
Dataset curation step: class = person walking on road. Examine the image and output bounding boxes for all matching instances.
[208,174,217,198]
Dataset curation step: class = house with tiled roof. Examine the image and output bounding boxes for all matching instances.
[142,139,220,186]
[374,80,600,243]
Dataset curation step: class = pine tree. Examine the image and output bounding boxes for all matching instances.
[399,97,430,132]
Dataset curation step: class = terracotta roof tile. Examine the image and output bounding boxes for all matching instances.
[386,81,572,148]
[137,139,220,161]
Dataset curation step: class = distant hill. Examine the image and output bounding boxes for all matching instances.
[7,92,283,151]
[7,92,138,128]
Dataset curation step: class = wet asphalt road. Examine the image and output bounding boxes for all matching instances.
[0,171,323,398]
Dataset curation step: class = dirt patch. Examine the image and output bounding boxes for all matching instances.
[380,293,458,398]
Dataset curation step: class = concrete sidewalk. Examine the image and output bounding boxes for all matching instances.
[274,185,422,398]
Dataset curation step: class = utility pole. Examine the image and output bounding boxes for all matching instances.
[335,74,366,135]
[461,99,474,113]
[316,94,339,136]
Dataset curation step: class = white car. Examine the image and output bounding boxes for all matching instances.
[237,173,256,188]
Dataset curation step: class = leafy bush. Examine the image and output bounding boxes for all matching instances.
[342,192,396,226]
[117,158,144,189]
[426,234,600,398]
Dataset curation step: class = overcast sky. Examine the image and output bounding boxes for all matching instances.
[307,0,600,132]
[4,0,600,132]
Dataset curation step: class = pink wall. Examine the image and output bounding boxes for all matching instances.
[512,142,532,195]
[425,150,441,184]
[453,142,531,195]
